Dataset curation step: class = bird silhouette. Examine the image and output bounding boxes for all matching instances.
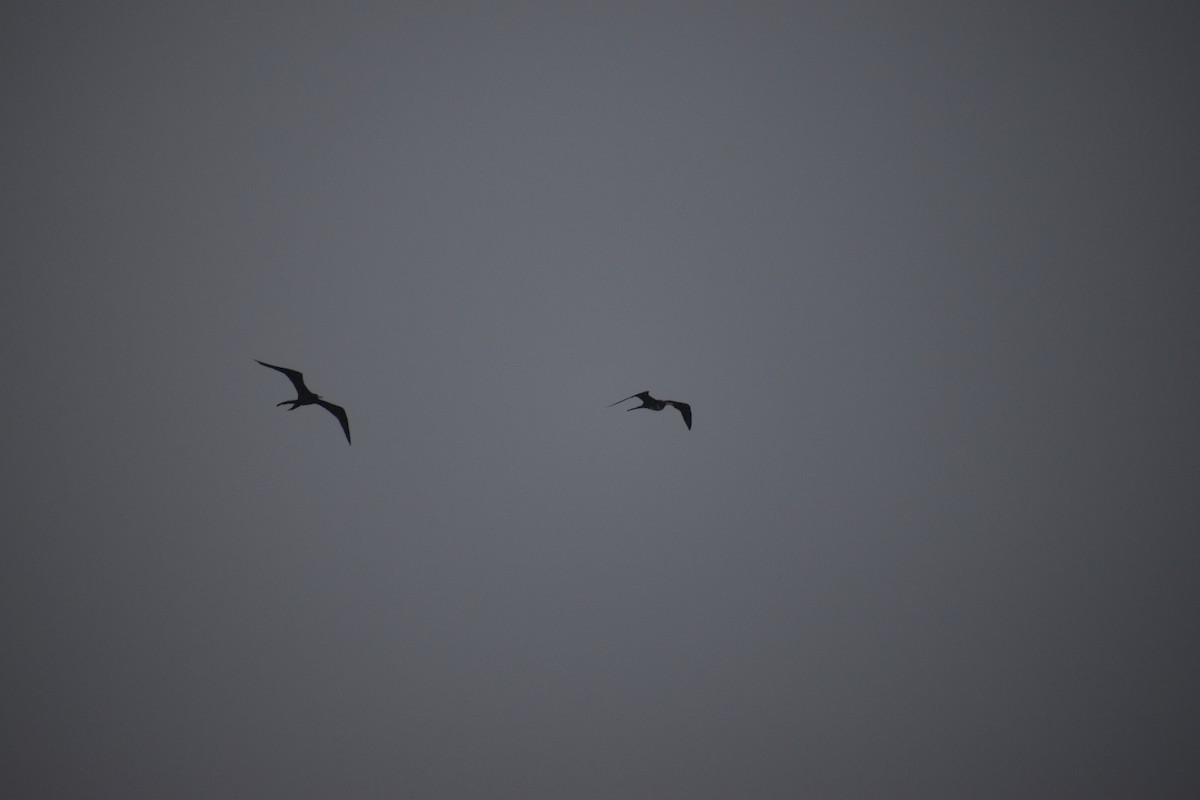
[608,390,692,430]
[256,360,351,444]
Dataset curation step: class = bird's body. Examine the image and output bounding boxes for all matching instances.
[609,390,692,430]
[256,360,351,444]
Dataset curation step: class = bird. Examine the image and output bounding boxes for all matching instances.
[256,360,351,444]
[608,390,692,430]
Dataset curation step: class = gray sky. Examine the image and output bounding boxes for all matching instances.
[3,2,1199,798]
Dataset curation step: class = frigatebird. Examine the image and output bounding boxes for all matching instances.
[608,391,692,430]
[256,360,351,445]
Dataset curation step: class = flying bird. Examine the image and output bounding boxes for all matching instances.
[256,360,351,444]
[608,390,692,430]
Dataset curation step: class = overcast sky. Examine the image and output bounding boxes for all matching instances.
[3,2,1199,798]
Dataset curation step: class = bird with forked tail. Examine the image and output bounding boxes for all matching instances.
[608,390,692,430]
[256,360,351,444]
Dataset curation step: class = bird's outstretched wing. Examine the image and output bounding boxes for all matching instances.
[256,360,310,395]
[668,401,692,430]
[608,391,650,407]
[315,400,351,445]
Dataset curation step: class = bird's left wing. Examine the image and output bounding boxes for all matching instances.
[668,401,692,430]
[315,400,352,445]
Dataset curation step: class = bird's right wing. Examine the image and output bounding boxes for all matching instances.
[607,391,650,407]
[255,360,309,395]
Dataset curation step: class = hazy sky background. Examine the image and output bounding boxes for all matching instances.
[3,2,1199,798]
